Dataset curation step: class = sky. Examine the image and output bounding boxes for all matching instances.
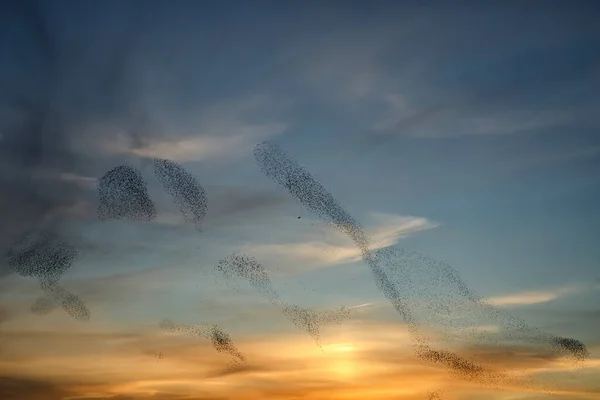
[0,1,599,399]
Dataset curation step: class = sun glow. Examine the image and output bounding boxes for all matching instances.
[325,342,359,379]
[329,343,356,353]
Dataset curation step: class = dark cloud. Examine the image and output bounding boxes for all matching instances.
[0,0,293,287]
[0,376,74,400]
[21,393,225,400]
[203,362,271,379]
[0,0,153,280]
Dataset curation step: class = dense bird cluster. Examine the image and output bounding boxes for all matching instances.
[97,165,157,221]
[4,158,210,325]
[6,230,90,321]
[414,345,506,385]
[40,279,91,321]
[97,161,239,361]
[550,337,590,362]
[159,319,246,364]
[254,142,370,251]
[427,391,442,400]
[153,158,208,231]
[374,246,589,363]
[215,253,349,346]
[6,230,76,280]
[281,304,350,347]
[253,141,589,387]
[215,254,280,303]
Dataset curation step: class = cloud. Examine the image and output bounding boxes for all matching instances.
[368,212,439,245]
[346,302,385,314]
[128,123,287,162]
[112,94,289,162]
[484,283,600,307]
[0,1,288,281]
[0,376,74,400]
[58,173,98,188]
[370,94,444,134]
[243,212,438,268]
[371,96,575,138]
[288,5,600,151]
[1,319,599,400]
[0,0,159,265]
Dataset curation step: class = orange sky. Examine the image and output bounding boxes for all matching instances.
[1,305,599,400]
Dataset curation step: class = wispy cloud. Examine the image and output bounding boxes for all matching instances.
[58,173,98,189]
[368,212,438,245]
[129,122,287,162]
[104,94,289,162]
[484,283,600,307]
[244,212,439,268]
[371,94,443,133]
[371,93,575,138]
[291,10,600,146]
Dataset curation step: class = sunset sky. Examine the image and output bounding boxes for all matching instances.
[1,1,600,399]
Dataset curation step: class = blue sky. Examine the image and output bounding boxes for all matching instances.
[1,1,599,399]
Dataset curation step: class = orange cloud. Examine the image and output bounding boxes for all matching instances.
[1,318,598,400]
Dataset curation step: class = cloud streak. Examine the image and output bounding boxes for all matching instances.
[128,123,287,162]
[371,97,576,138]
[243,212,438,268]
[485,283,600,307]
[115,94,290,163]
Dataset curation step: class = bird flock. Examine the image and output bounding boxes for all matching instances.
[4,141,590,398]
